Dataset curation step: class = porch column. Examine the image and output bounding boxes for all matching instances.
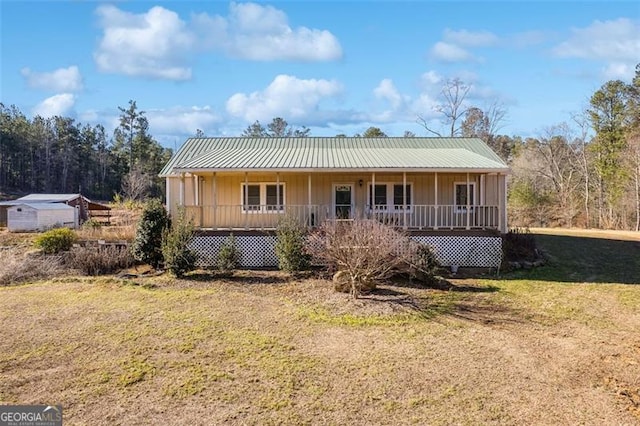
[480,174,485,228]
[434,172,438,230]
[244,172,248,230]
[193,174,199,206]
[276,172,281,212]
[403,171,407,229]
[371,172,375,212]
[466,172,471,230]
[498,173,502,232]
[179,173,185,206]
[503,173,508,232]
[165,177,171,213]
[211,172,218,230]
[308,173,312,226]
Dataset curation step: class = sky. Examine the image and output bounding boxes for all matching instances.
[1,1,639,147]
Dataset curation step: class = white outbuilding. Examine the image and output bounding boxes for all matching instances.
[7,203,77,232]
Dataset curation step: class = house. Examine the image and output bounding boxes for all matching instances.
[160,137,510,268]
[0,194,111,228]
[7,203,77,232]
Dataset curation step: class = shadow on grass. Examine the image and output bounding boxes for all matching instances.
[503,234,640,284]
[182,271,291,285]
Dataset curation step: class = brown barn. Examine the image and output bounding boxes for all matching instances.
[0,194,110,227]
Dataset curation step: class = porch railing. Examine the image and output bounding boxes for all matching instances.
[183,205,499,230]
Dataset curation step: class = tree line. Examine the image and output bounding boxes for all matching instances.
[1,64,638,230]
[0,100,171,201]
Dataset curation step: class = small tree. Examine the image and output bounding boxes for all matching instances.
[217,234,241,274]
[162,207,197,277]
[305,219,421,297]
[131,199,169,269]
[275,216,310,274]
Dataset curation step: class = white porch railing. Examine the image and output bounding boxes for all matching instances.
[183,205,499,230]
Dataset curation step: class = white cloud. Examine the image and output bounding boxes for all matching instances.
[553,18,639,61]
[226,74,343,122]
[552,18,639,79]
[147,106,221,135]
[420,70,442,86]
[430,41,475,63]
[33,94,76,118]
[443,29,498,47]
[374,79,404,109]
[603,62,636,80]
[21,66,84,92]
[194,2,342,61]
[94,5,195,80]
[94,3,342,80]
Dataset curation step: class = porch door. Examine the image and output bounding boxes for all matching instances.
[333,184,353,219]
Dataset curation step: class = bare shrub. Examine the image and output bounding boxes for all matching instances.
[305,219,423,297]
[65,245,134,276]
[0,248,63,286]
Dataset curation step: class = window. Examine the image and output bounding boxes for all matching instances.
[368,182,412,211]
[454,182,475,211]
[369,184,387,209]
[393,184,412,210]
[241,183,284,212]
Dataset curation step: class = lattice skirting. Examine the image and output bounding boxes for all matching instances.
[189,235,278,268]
[410,236,502,268]
[190,234,502,269]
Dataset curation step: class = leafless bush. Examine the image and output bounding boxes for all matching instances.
[305,219,424,297]
[0,248,63,286]
[65,245,134,276]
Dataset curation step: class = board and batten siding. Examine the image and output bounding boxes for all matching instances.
[166,171,507,232]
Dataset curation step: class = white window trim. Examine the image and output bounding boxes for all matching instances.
[367,182,413,212]
[240,182,286,214]
[453,181,476,213]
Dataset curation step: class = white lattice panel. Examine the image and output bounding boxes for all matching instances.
[190,234,502,269]
[410,236,502,268]
[189,235,278,268]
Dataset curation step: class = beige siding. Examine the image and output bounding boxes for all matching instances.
[167,171,506,230]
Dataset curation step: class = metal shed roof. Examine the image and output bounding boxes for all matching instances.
[9,203,75,210]
[160,137,509,176]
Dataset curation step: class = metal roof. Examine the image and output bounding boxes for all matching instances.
[160,137,509,176]
[9,203,75,210]
[17,194,80,202]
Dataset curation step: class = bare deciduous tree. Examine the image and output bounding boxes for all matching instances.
[121,166,150,201]
[418,78,471,137]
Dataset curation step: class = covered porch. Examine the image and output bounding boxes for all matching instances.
[169,170,508,233]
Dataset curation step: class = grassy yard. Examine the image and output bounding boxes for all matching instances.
[1,229,639,425]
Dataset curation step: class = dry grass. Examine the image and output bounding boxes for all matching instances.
[0,230,639,425]
[0,248,63,286]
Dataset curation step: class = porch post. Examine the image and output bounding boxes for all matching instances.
[498,173,502,232]
[466,172,471,230]
[165,177,171,213]
[503,173,508,232]
[212,172,217,231]
[308,173,312,226]
[276,172,281,212]
[403,171,407,229]
[179,173,185,206]
[371,172,375,212]
[244,172,248,230]
[480,173,485,228]
[434,172,438,230]
[193,174,199,206]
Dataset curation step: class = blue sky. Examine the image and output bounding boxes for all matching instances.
[1,1,639,146]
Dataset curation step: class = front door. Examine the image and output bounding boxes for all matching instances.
[334,184,353,219]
